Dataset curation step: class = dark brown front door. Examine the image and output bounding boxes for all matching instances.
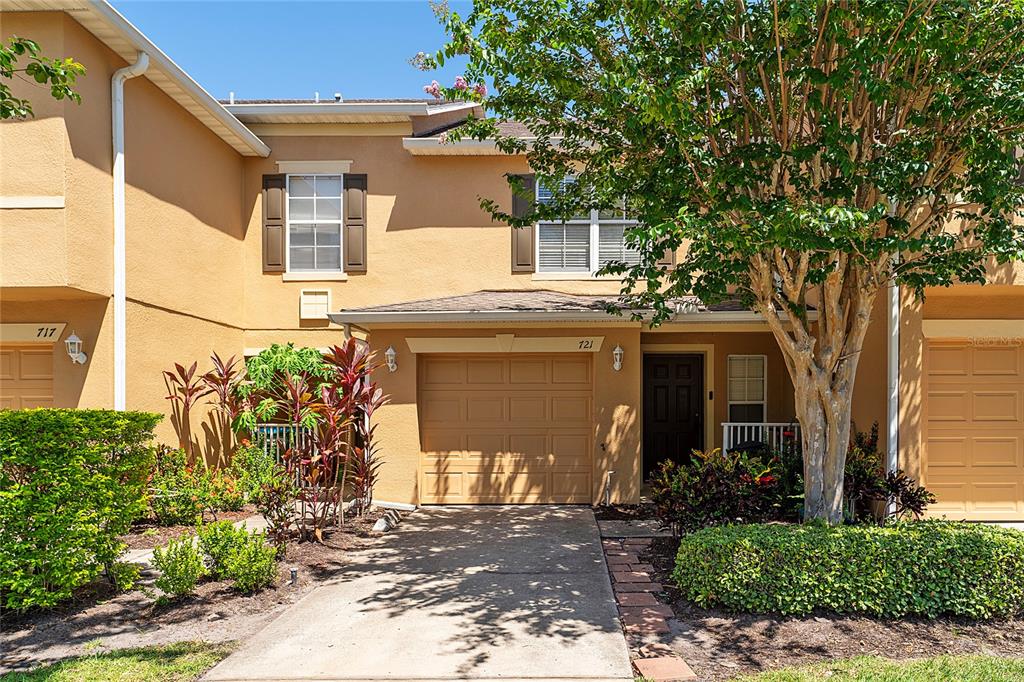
[643,354,704,479]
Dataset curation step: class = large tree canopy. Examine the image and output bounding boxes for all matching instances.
[427,0,1024,522]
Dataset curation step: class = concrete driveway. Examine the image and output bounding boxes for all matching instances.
[204,506,632,682]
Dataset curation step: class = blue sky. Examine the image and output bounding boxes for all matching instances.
[111,1,472,101]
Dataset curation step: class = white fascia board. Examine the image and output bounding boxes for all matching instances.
[403,136,543,156]
[226,101,478,120]
[403,138,503,155]
[87,1,270,157]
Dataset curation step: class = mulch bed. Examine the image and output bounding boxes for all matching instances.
[633,536,1024,681]
[2,510,385,673]
[593,502,658,521]
[118,506,260,550]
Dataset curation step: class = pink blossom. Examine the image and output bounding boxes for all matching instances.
[422,80,441,100]
[472,82,487,97]
[453,75,468,91]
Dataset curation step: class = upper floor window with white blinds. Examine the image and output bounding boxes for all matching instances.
[286,174,343,272]
[536,180,641,274]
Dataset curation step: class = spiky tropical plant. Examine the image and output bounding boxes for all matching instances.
[163,361,212,467]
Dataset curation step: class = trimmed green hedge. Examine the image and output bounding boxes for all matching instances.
[673,521,1024,619]
[0,409,161,610]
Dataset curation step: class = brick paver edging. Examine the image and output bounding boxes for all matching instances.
[601,537,697,682]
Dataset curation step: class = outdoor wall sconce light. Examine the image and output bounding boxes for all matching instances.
[65,332,88,365]
[612,344,624,372]
[384,345,398,372]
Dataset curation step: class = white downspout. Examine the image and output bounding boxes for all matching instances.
[886,263,900,511]
[111,52,149,410]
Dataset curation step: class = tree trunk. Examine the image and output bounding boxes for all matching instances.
[751,256,880,525]
[793,385,855,524]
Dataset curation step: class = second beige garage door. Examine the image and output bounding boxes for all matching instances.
[925,340,1024,521]
[418,354,593,504]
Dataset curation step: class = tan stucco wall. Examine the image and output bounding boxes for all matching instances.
[364,325,642,505]
[1,12,116,295]
[1,11,246,445]
[241,137,627,331]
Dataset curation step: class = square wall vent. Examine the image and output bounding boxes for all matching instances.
[299,289,331,320]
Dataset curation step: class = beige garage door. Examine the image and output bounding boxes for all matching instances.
[925,340,1024,520]
[418,354,593,504]
[0,345,55,410]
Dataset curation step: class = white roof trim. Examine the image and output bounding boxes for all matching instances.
[6,0,270,157]
[226,101,479,123]
[403,137,505,156]
[329,309,622,324]
[327,308,811,325]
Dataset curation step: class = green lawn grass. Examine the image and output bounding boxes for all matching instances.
[737,655,1024,681]
[0,642,233,682]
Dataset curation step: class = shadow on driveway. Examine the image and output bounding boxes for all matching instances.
[204,506,633,681]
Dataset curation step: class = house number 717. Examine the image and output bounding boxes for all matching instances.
[36,327,57,338]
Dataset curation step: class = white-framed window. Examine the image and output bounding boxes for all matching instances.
[536,180,640,274]
[286,174,344,272]
[727,355,767,423]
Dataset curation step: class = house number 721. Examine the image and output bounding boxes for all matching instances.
[577,339,594,350]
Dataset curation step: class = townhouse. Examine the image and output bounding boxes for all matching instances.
[2,1,1023,518]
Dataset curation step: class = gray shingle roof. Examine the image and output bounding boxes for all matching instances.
[342,290,615,314]
[334,290,755,319]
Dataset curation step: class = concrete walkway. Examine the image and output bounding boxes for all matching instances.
[204,506,633,682]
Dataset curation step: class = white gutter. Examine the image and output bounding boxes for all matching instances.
[112,51,149,410]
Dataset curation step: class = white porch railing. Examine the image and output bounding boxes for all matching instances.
[721,422,800,453]
[253,423,312,456]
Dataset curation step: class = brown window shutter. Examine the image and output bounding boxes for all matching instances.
[510,173,536,273]
[343,174,367,273]
[262,174,286,273]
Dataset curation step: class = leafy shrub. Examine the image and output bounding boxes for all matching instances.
[842,423,936,523]
[108,561,142,592]
[152,536,206,596]
[674,521,1024,619]
[650,449,785,535]
[224,532,278,593]
[844,424,884,522]
[0,409,159,610]
[254,465,297,555]
[230,441,280,502]
[196,521,249,579]
[149,447,207,525]
[235,343,332,431]
[209,470,244,511]
[149,447,245,525]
